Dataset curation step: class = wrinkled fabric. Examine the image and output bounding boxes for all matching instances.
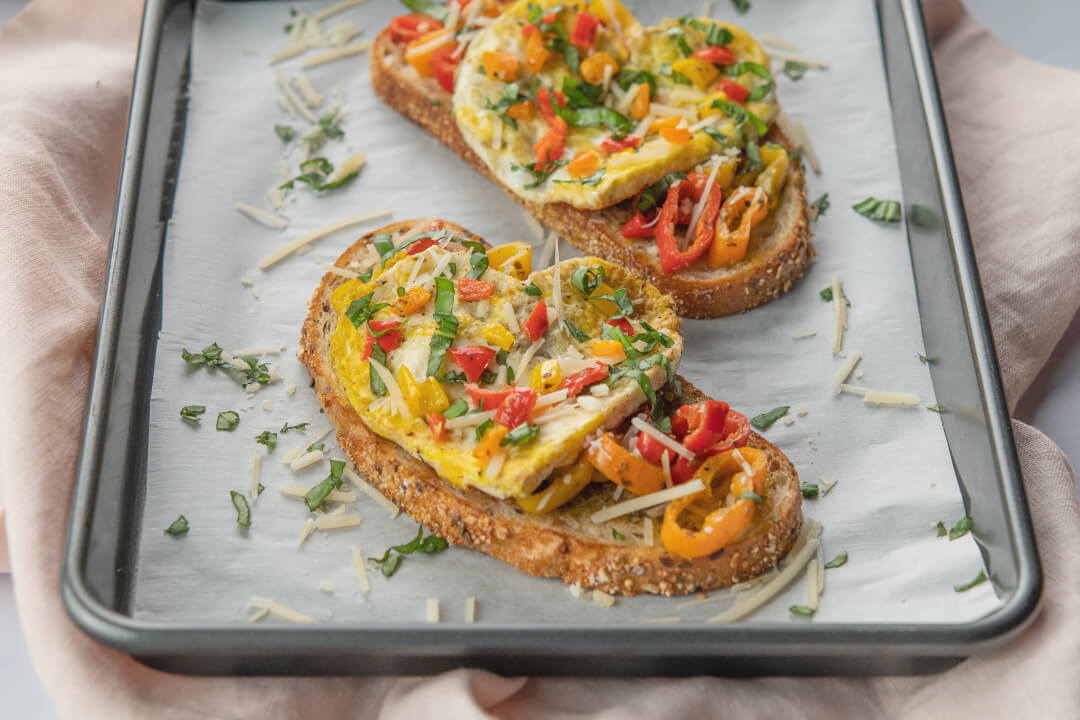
[0,0,1077,718]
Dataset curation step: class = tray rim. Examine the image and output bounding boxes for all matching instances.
[61,0,1043,671]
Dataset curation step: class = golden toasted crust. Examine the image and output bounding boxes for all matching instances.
[299,221,803,597]
[369,29,814,319]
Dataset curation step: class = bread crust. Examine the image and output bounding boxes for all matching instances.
[369,28,814,319]
[299,221,803,597]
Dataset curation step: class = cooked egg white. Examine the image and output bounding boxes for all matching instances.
[328,233,682,499]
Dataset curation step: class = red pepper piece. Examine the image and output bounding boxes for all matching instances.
[557,361,610,398]
[360,320,405,361]
[449,346,497,383]
[388,14,443,44]
[494,387,538,428]
[670,455,700,484]
[430,44,461,94]
[522,23,539,37]
[570,12,601,49]
[682,400,730,454]
[605,317,634,337]
[718,78,749,103]
[598,134,643,155]
[522,299,549,342]
[620,211,658,238]
[457,277,496,301]
[428,413,447,443]
[701,410,751,456]
[466,384,514,410]
[693,45,737,66]
[654,176,723,273]
[406,237,439,255]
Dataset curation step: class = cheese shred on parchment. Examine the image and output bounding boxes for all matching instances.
[350,546,371,594]
[260,211,391,269]
[249,596,316,624]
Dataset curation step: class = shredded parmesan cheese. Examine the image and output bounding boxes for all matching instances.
[426,597,440,624]
[298,518,316,546]
[760,33,801,51]
[502,301,520,334]
[280,484,356,503]
[314,512,362,530]
[791,329,816,340]
[444,409,496,429]
[248,607,270,623]
[249,596,315,624]
[290,450,325,471]
[820,477,838,495]
[514,339,545,384]
[538,231,558,268]
[831,275,846,354]
[485,451,507,479]
[369,359,409,417]
[260,210,391,269]
[839,383,870,397]
[643,615,681,624]
[314,0,369,22]
[707,538,821,623]
[275,70,317,123]
[522,211,545,240]
[235,202,288,229]
[343,466,400,518]
[590,479,706,524]
[251,452,262,500]
[300,41,372,68]
[831,350,862,393]
[806,551,819,611]
[643,517,654,547]
[350,546,371,594]
[464,596,476,623]
[631,417,694,460]
[816,544,825,598]
[769,49,829,68]
[533,388,568,409]
[592,590,616,608]
[326,152,366,185]
[661,450,673,489]
[863,390,920,406]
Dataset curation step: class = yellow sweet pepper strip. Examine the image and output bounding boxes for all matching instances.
[516,459,594,514]
[708,186,768,269]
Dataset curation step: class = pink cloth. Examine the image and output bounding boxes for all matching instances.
[0,0,1078,717]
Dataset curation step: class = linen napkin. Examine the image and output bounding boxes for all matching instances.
[0,0,1077,717]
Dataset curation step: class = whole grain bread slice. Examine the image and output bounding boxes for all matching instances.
[369,29,814,319]
[299,221,803,597]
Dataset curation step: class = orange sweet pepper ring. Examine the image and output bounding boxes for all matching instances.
[660,447,768,559]
[585,432,667,496]
[709,186,768,269]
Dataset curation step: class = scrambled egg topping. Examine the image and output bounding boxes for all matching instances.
[327,223,682,498]
[453,0,780,209]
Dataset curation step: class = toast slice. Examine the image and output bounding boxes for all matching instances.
[299,221,803,596]
[370,29,814,319]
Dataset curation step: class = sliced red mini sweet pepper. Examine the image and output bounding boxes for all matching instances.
[449,346,497,383]
[680,400,730,454]
[360,320,405,360]
[457,277,496,301]
[533,116,568,165]
[598,134,643,155]
[465,384,514,410]
[522,299,549,342]
[570,12,601,49]
[718,78,749,103]
[605,317,635,337]
[701,410,751,456]
[428,412,447,443]
[620,211,658,238]
[494,387,538,428]
[389,14,444,44]
[693,45,736,66]
[406,237,439,255]
[654,177,723,274]
[535,88,568,126]
[557,361,609,398]
[430,44,461,94]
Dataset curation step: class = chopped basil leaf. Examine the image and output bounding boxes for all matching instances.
[553,167,606,187]
[676,34,693,58]
[446,262,457,277]
[601,323,671,360]
[230,491,251,527]
[918,353,935,365]
[731,0,751,13]
[274,124,296,142]
[555,105,633,135]
[478,369,498,385]
[852,196,902,222]
[789,605,815,617]
[401,0,449,23]
[824,551,848,569]
[612,528,625,541]
[304,459,345,511]
[181,342,223,366]
[373,233,396,267]
[502,423,539,446]
[511,159,567,189]
[179,405,206,424]
[524,282,542,296]
[613,68,657,93]
[819,286,850,306]
[317,112,344,140]
[708,97,768,138]
[729,61,773,102]
[182,343,272,388]
[571,265,605,296]
[948,516,973,541]
[561,76,604,108]
[396,286,406,297]
[430,98,441,106]
[810,193,829,219]
[563,319,590,343]
[954,570,988,593]
[738,491,763,504]
[367,526,450,578]
[466,252,489,279]
[936,521,947,537]
[165,515,189,535]
[279,157,358,193]
[369,346,388,397]
[635,172,687,215]
[427,277,459,376]
[344,292,390,327]
[475,419,495,443]
[656,415,672,434]
[670,70,693,86]
[800,483,819,499]
[750,406,789,430]
[495,349,508,366]
[255,430,277,448]
[441,370,467,384]
[782,60,807,80]
[927,403,948,414]
[280,421,309,433]
[216,411,240,431]
[743,141,762,175]
[678,17,734,47]
[592,288,634,318]
[444,398,469,419]
[306,442,325,452]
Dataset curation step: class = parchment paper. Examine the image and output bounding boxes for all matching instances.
[134,0,1000,626]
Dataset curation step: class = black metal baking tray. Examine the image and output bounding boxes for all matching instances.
[62,0,1041,676]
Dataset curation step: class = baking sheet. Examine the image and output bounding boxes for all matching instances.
[133,0,1000,626]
